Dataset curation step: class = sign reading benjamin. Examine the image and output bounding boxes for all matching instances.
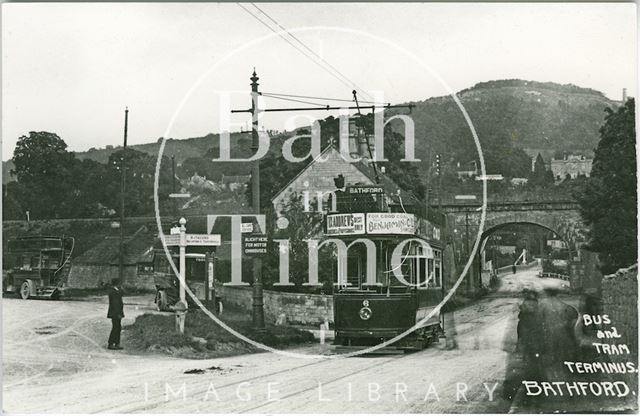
[366,213,416,235]
[326,213,365,235]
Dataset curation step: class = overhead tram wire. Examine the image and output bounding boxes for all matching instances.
[238,2,375,101]
[259,93,333,108]
[250,3,375,101]
[260,91,390,106]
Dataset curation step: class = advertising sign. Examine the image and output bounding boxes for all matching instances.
[326,213,365,236]
[366,213,416,235]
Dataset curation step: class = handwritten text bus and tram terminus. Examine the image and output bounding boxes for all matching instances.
[523,314,637,398]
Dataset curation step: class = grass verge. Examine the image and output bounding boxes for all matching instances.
[124,306,315,358]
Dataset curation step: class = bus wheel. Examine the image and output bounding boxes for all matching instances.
[156,290,168,311]
[20,281,31,300]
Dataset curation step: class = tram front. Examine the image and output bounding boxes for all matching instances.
[324,189,446,351]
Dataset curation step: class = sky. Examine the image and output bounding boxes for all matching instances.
[2,3,637,159]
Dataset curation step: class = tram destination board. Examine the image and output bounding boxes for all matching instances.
[243,233,268,256]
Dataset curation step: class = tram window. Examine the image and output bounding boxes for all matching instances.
[418,258,427,287]
[434,261,442,287]
[346,256,360,288]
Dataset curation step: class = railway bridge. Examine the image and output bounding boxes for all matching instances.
[435,200,592,294]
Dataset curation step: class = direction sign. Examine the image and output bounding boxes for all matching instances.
[162,234,181,246]
[163,233,221,246]
[186,234,221,246]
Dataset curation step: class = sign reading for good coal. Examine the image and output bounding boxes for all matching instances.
[366,213,416,235]
[243,234,268,256]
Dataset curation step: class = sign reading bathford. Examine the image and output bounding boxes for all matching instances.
[346,185,384,194]
[366,213,416,235]
[243,233,268,256]
[325,213,366,235]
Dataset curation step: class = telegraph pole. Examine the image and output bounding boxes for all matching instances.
[250,70,265,331]
[118,107,128,285]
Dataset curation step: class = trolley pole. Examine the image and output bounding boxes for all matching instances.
[250,69,265,331]
[118,107,128,285]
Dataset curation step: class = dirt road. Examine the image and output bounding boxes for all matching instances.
[3,269,568,413]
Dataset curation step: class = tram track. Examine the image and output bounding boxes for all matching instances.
[98,298,518,413]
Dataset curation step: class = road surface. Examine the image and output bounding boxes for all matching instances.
[3,268,571,413]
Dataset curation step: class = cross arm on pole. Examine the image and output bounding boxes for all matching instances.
[231,103,415,113]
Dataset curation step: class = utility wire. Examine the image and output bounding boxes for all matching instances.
[260,93,332,108]
[238,3,374,101]
[261,91,389,105]
[250,3,374,100]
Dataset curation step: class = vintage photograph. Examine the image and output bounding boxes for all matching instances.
[2,2,638,414]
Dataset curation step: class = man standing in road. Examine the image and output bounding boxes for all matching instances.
[107,278,124,350]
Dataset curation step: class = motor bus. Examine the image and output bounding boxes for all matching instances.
[3,236,74,299]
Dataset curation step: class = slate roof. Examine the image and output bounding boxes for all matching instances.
[73,225,156,266]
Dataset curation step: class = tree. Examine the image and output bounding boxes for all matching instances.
[577,99,636,273]
[262,194,334,291]
[11,132,78,218]
[529,153,554,187]
[103,148,174,217]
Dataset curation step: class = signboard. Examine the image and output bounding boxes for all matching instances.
[163,234,221,246]
[326,213,365,236]
[162,234,181,246]
[241,223,253,234]
[346,185,384,195]
[186,234,221,246]
[243,234,268,256]
[366,213,416,235]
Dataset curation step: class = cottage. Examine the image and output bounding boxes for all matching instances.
[67,225,157,290]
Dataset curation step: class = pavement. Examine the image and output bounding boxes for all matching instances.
[2,268,621,413]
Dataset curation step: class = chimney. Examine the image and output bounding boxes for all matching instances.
[623,88,628,102]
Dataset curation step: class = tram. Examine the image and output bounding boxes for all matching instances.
[3,236,74,299]
[326,186,446,351]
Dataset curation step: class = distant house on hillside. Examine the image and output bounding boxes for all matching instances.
[550,154,592,181]
[67,225,157,290]
[456,160,478,178]
[221,174,251,191]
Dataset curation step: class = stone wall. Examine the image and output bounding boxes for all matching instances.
[218,285,333,326]
[600,264,638,395]
[67,265,155,290]
[601,264,638,357]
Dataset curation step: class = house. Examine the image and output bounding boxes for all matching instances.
[221,174,251,191]
[67,225,157,290]
[456,160,478,178]
[271,145,420,215]
[550,154,592,181]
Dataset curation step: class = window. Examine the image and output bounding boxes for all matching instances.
[346,255,361,288]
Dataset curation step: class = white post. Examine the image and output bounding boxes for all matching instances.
[179,217,187,305]
[177,217,187,334]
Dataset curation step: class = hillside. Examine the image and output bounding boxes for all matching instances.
[3,79,618,184]
[393,80,618,167]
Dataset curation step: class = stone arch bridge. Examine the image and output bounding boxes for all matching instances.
[437,200,589,293]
